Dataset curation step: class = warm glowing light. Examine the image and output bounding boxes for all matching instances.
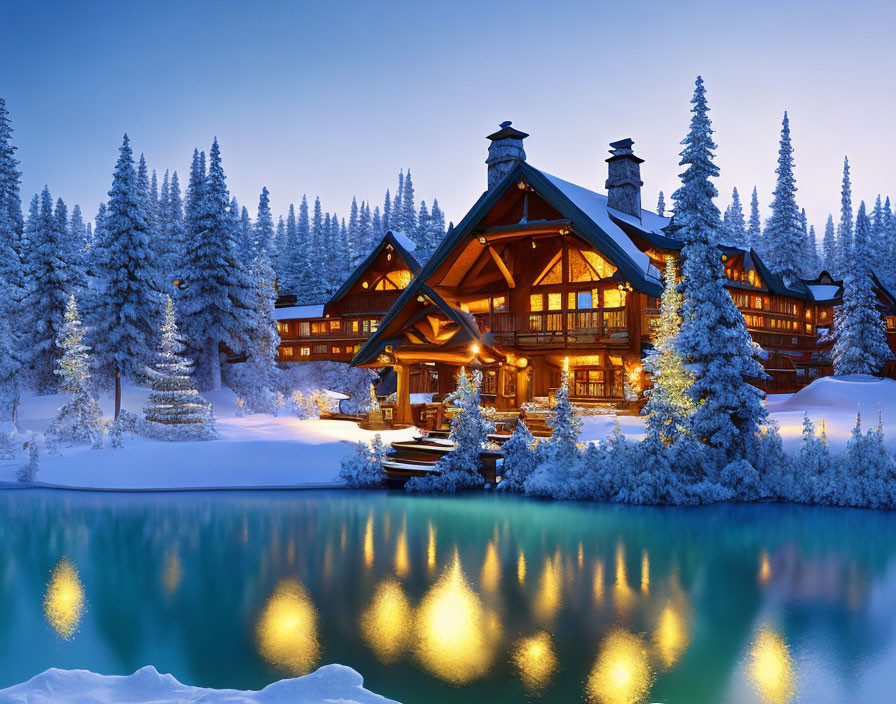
[563,356,570,373]
[653,601,691,669]
[364,513,374,568]
[163,550,182,595]
[481,541,500,592]
[44,557,86,639]
[518,551,526,584]
[748,627,796,704]
[578,542,584,569]
[415,555,502,684]
[361,579,414,664]
[512,631,558,692]
[640,550,649,594]
[517,357,528,368]
[759,550,771,584]
[471,343,480,354]
[427,523,436,571]
[587,628,654,704]
[395,528,410,578]
[593,560,605,603]
[256,578,321,675]
[287,537,296,567]
[534,553,562,623]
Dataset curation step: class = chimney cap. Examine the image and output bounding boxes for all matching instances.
[607,137,644,164]
[487,121,529,141]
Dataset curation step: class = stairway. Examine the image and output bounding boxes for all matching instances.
[383,432,503,488]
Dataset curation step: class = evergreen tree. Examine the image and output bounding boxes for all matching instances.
[762,113,803,282]
[372,205,382,238]
[179,138,255,390]
[184,149,206,250]
[672,77,767,458]
[837,157,853,276]
[429,199,446,255]
[656,191,665,217]
[722,187,746,246]
[91,135,160,411]
[348,196,361,265]
[806,224,819,276]
[832,202,892,375]
[45,295,102,446]
[280,202,299,293]
[142,296,216,440]
[359,200,373,256]
[0,98,23,281]
[401,169,416,235]
[162,170,185,289]
[871,195,886,272]
[382,188,391,232]
[417,200,430,256]
[339,435,387,488]
[299,196,327,303]
[643,256,693,442]
[747,186,761,250]
[495,420,537,492]
[822,214,836,272]
[22,187,73,392]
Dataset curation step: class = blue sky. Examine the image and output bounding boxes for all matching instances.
[2,0,895,231]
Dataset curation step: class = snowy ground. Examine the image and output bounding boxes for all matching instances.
[0,384,416,490]
[0,664,399,704]
[1,376,894,491]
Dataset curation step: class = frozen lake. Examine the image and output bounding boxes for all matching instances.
[1,488,895,703]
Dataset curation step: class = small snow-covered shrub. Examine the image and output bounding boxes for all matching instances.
[719,459,762,501]
[831,407,896,508]
[0,429,15,460]
[407,369,493,493]
[340,435,387,488]
[291,390,333,419]
[16,439,39,483]
[271,361,377,414]
[797,414,834,503]
[496,421,537,492]
[746,421,797,500]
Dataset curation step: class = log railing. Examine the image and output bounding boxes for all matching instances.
[479,308,629,346]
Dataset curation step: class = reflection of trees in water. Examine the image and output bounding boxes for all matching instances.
[1,492,895,699]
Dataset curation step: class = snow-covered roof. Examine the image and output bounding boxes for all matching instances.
[274,304,325,320]
[390,230,417,252]
[536,169,661,282]
[807,284,840,301]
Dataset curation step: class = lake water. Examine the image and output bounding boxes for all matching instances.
[1,489,894,703]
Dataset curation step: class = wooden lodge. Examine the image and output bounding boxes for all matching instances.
[276,123,896,426]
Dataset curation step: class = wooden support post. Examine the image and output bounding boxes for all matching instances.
[515,367,529,408]
[395,363,412,426]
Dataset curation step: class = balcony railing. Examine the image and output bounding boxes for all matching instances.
[478,309,629,347]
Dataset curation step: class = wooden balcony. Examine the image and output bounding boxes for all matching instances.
[478,309,629,348]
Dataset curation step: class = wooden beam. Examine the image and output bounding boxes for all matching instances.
[488,246,516,289]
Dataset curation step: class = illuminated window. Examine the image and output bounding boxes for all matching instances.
[362,319,379,334]
[311,321,326,334]
[299,322,310,337]
[466,298,490,314]
[314,344,327,354]
[329,320,341,331]
[332,346,341,354]
[754,297,763,309]
[608,355,623,366]
[530,294,544,312]
[277,321,288,334]
[547,293,562,311]
[570,249,616,282]
[534,252,563,286]
[492,296,507,311]
[281,346,294,357]
[603,288,626,308]
[351,320,360,332]
[300,346,311,357]
[577,291,593,309]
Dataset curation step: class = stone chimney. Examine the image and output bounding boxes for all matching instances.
[486,121,528,190]
[605,138,644,219]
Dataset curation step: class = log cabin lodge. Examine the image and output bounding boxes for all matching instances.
[273,123,896,426]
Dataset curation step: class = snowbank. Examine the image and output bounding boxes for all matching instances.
[0,385,416,490]
[0,664,400,704]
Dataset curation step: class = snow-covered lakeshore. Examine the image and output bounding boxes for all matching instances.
[0,665,399,704]
[2,375,895,491]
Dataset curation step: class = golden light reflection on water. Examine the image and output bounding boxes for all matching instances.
[748,627,795,704]
[512,630,558,692]
[759,550,771,584]
[518,551,526,584]
[640,551,649,594]
[594,560,605,603]
[255,578,321,675]
[578,541,584,568]
[614,544,634,615]
[163,550,182,595]
[427,523,436,571]
[481,540,500,592]
[534,552,562,623]
[361,579,413,664]
[415,555,501,684]
[44,557,86,640]
[363,513,374,568]
[395,527,410,578]
[587,628,654,704]
[653,600,691,669]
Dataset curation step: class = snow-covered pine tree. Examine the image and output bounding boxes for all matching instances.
[359,200,373,256]
[871,195,886,272]
[832,201,893,375]
[656,191,665,217]
[382,188,391,232]
[822,214,836,272]
[798,414,833,503]
[762,113,803,283]
[496,420,536,492]
[339,434,387,488]
[643,256,693,442]
[142,295,215,440]
[372,205,382,238]
[806,224,819,277]
[836,157,853,277]
[429,199,446,256]
[672,77,767,459]
[179,138,255,390]
[834,406,896,508]
[91,135,160,414]
[401,169,416,236]
[723,187,746,246]
[406,368,494,493]
[417,200,430,257]
[298,196,328,303]
[280,202,299,294]
[883,197,896,285]
[22,187,73,392]
[348,197,361,266]
[163,170,185,289]
[45,295,102,447]
[184,148,206,252]
[747,186,761,250]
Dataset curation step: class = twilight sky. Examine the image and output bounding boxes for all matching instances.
[2,0,894,233]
